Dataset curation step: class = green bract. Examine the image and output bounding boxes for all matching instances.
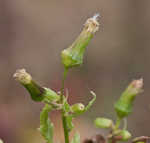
[61,14,99,68]
[43,88,60,102]
[114,79,143,118]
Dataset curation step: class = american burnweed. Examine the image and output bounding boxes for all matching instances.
[12,14,149,143]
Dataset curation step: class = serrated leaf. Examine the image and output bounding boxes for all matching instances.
[39,104,53,143]
[71,132,80,143]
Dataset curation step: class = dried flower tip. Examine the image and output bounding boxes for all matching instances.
[13,69,32,84]
[84,14,100,34]
[93,13,100,20]
[131,78,143,92]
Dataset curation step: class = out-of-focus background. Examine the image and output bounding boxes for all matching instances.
[0,0,150,143]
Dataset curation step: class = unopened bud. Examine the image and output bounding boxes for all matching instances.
[114,79,143,118]
[94,117,113,129]
[61,14,100,68]
[71,103,85,114]
[118,130,132,141]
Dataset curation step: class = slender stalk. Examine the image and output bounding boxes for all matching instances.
[114,117,121,130]
[123,118,127,130]
[60,68,69,143]
[62,115,70,143]
[60,68,68,102]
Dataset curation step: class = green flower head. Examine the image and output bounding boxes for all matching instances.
[114,78,143,118]
[61,14,100,69]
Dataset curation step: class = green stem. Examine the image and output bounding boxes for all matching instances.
[115,117,121,130]
[123,118,127,130]
[62,114,70,143]
[61,67,69,143]
[60,68,68,102]
[108,117,123,143]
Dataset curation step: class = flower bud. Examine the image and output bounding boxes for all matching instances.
[94,117,113,129]
[71,103,85,114]
[0,139,3,143]
[61,14,100,68]
[118,130,132,141]
[14,69,60,102]
[114,79,143,118]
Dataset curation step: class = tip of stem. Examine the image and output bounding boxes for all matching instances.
[131,78,143,92]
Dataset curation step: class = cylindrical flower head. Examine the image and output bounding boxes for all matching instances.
[61,14,100,68]
[13,69,60,102]
[114,79,143,118]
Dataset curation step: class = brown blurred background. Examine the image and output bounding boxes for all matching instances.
[0,0,150,143]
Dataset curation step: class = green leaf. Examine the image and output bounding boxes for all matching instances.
[66,115,74,132]
[39,104,53,143]
[71,132,80,143]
